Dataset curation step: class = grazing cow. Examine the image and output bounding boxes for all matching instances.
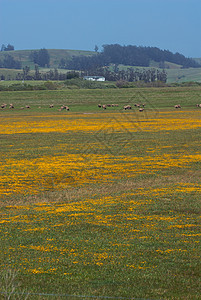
[107,104,111,107]
[124,105,131,110]
[61,105,69,110]
[1,104,6,109]
[49,104,54,108]
[174,104,181,109]
[199,104,201,108]
[134,103,140,107]
[139,108,144,112]
[102,104,106,109]
[60,105,69,110]
[25,105,30,109]
[142,103,145,107]
[9,104,14,109]
[98,104,102,108]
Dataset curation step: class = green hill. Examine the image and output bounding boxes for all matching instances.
[0,49,201,83]
[166,67,201,83]
[0,49,95,69]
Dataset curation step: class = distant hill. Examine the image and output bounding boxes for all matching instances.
[0,47,200,70]
[62,45,201,70]
[0,47,201,83]
[0,49,95,69]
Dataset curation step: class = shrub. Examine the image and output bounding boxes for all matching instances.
[116,80,130,88]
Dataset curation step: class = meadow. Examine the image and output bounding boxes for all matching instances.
[0,86,200,299]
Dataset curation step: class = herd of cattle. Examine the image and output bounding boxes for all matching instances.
[98,103,147,111]
[1,102,201,111]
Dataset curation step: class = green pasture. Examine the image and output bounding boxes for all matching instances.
[0,86,201,111]
[0,87,200,299]
[166,68,201,83]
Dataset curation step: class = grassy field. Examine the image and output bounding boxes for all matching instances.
[0,87,201,299]
[166,68,201,83]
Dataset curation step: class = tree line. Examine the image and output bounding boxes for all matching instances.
[81,66,167,83]
[60,44,200,70]
[0,65,167,83]
[0,65,166,83]
[1,66,79,81]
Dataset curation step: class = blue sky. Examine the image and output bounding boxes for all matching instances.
[0,0,201,58]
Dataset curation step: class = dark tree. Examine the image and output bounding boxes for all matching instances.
[5,44,14,51]
[29,48,50,67]
[1,44,14,51]
[1,54,21,69]
[1,44,6,51]
[23,66,30,80]
[34,65,41,80]
[37,48,50,67]
[94,45,99,52]
[29,51,39,64]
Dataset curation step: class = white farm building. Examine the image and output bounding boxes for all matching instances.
[83,76,105,81]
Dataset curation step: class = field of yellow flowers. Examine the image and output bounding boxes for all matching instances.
[0,87,200,299]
